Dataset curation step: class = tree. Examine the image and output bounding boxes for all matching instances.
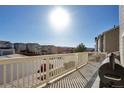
[75,43,86,52]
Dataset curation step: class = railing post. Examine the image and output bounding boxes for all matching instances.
[75,53,79,69]
[46,57,49,84]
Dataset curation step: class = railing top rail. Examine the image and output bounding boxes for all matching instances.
[0,52,89,60]
[0,52,89,65]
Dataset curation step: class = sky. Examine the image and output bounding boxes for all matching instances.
[0,5,119,48]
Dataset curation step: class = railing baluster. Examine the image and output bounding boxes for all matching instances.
[27,62,30,88]
[58,60,60,74]
[33,61,36,86]
[46,57,49,83]
[35,60,38,85]
[57,59,59,75]
[61,58,63,73]
[42,60,44,81]
[61,57,63,72]
[3,64,6,88]
[50,61,53,78]
[55,59,57,75]
[53,60,54,76]
[77,53,79,68]
[28,62,31,87]
[40,61,42,83]
[57,59,58,75]
[16,63,19,87]
[57,61,59,75]
[22,63,25,87]
[40,60,42,83]
[33,61,36,85]
[38,60,40,84]
[56,59,58,75]
[32,62,34,87]
[10,64,13,87]
[25,62,28,88]
[53,60,55,76]
[59,59,60,75]
[55,60,56,75]
[42,60,47,81]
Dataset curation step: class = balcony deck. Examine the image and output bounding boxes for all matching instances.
[44,62,100,88]
[0,52,106,88]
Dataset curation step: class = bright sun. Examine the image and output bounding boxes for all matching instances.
[49,7,70,31]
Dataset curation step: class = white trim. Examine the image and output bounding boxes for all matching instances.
[122,32,124,37]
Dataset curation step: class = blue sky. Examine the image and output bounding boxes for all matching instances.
[0,5,119,48]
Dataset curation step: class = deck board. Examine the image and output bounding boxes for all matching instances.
[45,62,101,88]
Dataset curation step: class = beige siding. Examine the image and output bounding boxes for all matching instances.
[95,26,119,53]
[103,27,119,53]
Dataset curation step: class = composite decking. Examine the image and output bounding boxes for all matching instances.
[44,62,101,88]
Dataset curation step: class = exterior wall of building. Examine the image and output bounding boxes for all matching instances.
[26,43,42,55]
[95,26,119,53]
[41,45,58,55]
[14,43,75,56]
[98,35,103,52]
[0,41,13,49]
[0,49,15,56]
[0,41,15,56]
[14,43,27,53]
[95,37,98,51]
[97,38,101,52]
[120,6,124,66]
[95,35,103,52]
[0,41,76,56]
[103,27,119,53]
[40,46,49,55]
[50,46,58,54]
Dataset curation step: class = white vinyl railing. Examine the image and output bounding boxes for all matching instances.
[0,52,105,88]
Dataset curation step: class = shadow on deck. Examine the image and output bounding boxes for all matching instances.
[43,62,100,88]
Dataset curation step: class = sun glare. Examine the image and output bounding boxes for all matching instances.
[49,7,70,31]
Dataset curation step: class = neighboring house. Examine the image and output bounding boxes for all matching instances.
[26,43,42,55]
[95,26,119,53]
[41,45,58,55]
[41,45,75,55]
[14,43,75,56]
[0,40,15,56]
[14,43,27,54]
[14,43,42,56]
[0,41,76,56]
